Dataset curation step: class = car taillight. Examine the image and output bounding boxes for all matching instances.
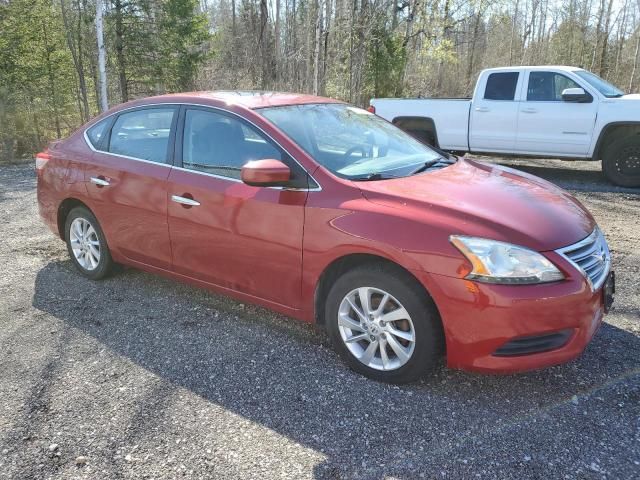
[35,151,51,171]
[366,105,376,114]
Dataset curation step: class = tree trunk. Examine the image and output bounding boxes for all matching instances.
[259,0,269,88]
[629,33,640,92]
[597,0,615,77]
[60,0,90,121]
[509,0,520,64]
[313,0,322,95]
[41,18,62,138]
[114,0,128,102]
[613,1,628,80]
[466,3,482,89]
[322,0,331,94]
[231,0,236,77]
[0,92,15,162]
[274,0,280,87]
[436,0,451,92]
[96,0,108,112]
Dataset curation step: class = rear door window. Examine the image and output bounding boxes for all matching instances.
[108,107,176,163]
[86,118,110,149]
[484,72,520,101]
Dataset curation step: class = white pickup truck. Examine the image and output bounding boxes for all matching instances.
[369,66,640,187]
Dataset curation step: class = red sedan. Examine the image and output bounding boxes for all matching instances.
[36,92,614,383]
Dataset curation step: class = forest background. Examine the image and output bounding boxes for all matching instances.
[1,0,639,161]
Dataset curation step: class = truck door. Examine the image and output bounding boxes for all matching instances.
[469,70,523,152]
[514,70,597,156]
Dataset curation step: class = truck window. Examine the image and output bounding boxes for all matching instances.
[527,72,582,101]
[484,72,519,101]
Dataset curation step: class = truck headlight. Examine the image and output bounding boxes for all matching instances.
[450,236,564,284]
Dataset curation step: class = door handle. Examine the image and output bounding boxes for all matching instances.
[521,108,538,113]
[475,107,490,112]
[171,195,200,207]
[90,176,110,187]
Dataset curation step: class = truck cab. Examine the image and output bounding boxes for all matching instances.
[371,66,640,187]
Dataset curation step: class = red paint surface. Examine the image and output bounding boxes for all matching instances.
[37,92,607,373]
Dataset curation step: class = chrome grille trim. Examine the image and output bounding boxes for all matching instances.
[556,228,611,291]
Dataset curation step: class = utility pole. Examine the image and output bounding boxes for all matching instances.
[96,0,109,112]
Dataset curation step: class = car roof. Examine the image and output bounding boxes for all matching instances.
[137,91,344,109]
[482,65,584,73]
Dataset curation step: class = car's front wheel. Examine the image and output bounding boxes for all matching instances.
[64,206,114,280]
[325,263,444,383]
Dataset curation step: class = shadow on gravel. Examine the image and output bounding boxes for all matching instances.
[0,164,36,203]
[31,260,640,479]
[495,162,640,194]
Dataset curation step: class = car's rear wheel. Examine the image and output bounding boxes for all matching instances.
[325,263,444,383]
[64,206,114,280]
[602,136,640,187]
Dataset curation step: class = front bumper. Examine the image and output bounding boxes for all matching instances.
[413,257,607,373]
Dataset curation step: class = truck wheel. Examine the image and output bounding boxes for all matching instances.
[602,136,640,187]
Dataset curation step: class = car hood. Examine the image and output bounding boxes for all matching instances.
[356,158,595,251]
[617,94,640,100]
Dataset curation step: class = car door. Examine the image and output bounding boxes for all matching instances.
[469,71,523,152]
[84,105,177,270]
[167,106,309,308]
[514,70,598,156]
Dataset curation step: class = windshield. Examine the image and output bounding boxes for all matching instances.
[258,103,444,180]
[574,70,624,98]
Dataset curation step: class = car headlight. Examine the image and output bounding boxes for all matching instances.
[450,236,564,284]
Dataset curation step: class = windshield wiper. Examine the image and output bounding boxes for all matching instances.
[408,157,453,176]
[350,172,399,181]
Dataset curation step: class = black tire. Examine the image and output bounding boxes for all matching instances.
[602,136,640,187]
[64,206,114,280]
[325,263,444,384]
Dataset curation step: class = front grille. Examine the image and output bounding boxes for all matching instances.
[493,329,573,357]
[556,228,611,291]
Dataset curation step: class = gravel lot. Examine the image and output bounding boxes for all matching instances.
[0,158,639,479]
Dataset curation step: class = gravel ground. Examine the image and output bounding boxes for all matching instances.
[0,158,639,480]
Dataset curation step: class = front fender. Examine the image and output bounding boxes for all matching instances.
[300,196,463,321]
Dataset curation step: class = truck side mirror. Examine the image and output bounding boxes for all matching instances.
[561,88,591,103]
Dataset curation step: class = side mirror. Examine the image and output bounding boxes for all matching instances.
[561,87,590,103]
[241,159,290,187]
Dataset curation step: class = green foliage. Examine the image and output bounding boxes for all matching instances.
[0,0,77,160]
[366,28,407,98]
[1,0,638,161]
[0,0,211,161]
[104,0,211,97]
[157,0,211,91]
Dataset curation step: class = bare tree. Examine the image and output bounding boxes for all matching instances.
[59,0,90,121]
[96,0,108,112]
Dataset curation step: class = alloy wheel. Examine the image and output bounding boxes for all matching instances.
[337,287,416,371]
[69,217,101,271]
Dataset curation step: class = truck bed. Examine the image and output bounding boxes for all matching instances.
[371,98,471,152]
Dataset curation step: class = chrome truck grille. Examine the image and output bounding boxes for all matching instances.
[556,228,611,291]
